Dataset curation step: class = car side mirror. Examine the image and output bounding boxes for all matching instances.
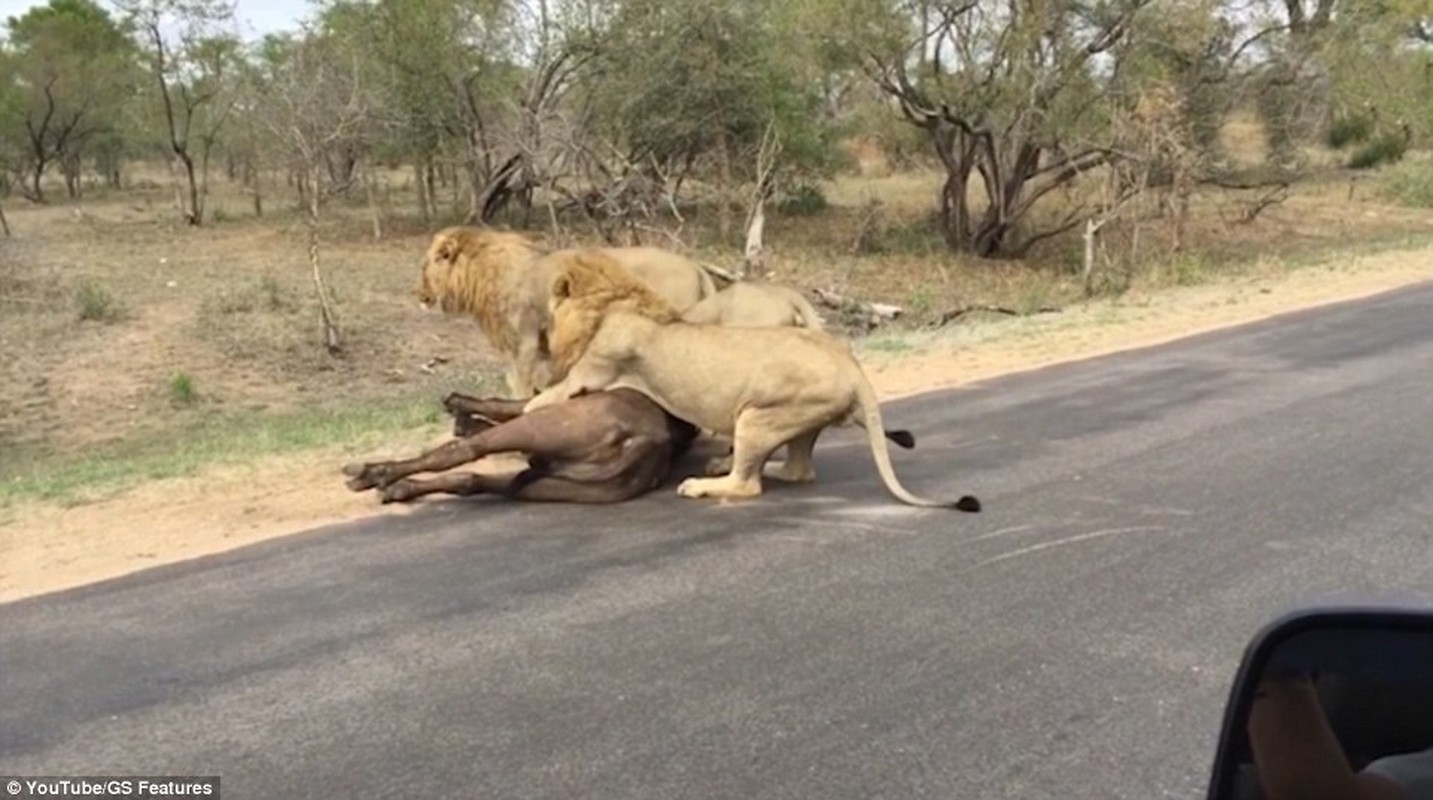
[1205,606,1433,800]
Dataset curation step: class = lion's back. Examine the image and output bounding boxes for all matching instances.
[633,321,860,424]
[595,246,708,310]
[683,282,821,329]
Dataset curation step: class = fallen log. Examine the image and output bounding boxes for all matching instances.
[813,287,903,324]
[933,304,1062,326]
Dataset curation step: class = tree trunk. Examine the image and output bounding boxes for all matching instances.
[414,159,430,222]
[28,160,46,204]
[62,154,80,200]
[364,164,383,241]
[306,160,342,355]
[180,150,202,225]
[741,199,766,280]
[252,165,264,218]
[932,125,974,253]
[170,157,186,218]
[198,143,214,222]
[716,126,733,242]
[295,168,308,211]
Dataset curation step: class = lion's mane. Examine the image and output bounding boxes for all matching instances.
[420,226,545,356]
[547,250,681,379]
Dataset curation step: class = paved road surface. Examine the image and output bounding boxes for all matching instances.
[4,281,1433,800]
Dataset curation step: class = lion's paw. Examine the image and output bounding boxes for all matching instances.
[677,477,710,498]
[677,476,762,500]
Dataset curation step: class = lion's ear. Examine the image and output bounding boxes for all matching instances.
[435,235,457,262]
[552,272,572,300]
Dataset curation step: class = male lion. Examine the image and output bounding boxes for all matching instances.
[416,226,717,397]
[681,281,825,330]
[343,388,699,504]
[524,251,982,511]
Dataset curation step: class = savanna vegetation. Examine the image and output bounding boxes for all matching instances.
[5,0,1433,506]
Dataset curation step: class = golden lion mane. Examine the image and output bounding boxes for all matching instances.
[548,250,682,378]
[418,226,545,356]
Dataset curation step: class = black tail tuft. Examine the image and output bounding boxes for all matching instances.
[954,495,982,513]
[886,429,917,449]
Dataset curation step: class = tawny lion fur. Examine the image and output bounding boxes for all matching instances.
[526,251,981,511]
[416,226,716,397]
[681,281,825,330]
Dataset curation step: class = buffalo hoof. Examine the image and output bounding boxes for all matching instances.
[379,479,422,504]
[451,413,496,439]
[342,463,396,492]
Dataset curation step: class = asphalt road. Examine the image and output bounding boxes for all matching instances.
[4,281,1433,800]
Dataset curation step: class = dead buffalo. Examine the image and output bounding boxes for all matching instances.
[342,388,699,504]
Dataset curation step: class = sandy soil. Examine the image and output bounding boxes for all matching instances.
[2,247,1430,604]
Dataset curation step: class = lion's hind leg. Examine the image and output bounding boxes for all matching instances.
[761,429,820,483]
[677,408,800,500]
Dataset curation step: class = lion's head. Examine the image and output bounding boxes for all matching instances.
[416,226,544,350]
[547,250,682,380]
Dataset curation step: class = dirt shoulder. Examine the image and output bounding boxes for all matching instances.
[2,246,1430,604]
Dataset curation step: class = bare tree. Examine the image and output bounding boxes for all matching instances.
[114,0,238,226]
[257,31,375,356]
[870,0,1155,259]
[740,121,781,280]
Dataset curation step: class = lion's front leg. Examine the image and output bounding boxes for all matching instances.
[522,361,619,414]
[523,382,577,414]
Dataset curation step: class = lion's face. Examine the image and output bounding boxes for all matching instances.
[416,231,460,311]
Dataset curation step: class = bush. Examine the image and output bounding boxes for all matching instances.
[1377,160,1433,208]
[169,372,198,406]
[1325,114,1374,150]
[776,184,829,216]
[76,281,125,323]
[1348,132,1408,170]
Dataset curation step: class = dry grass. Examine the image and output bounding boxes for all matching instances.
[4,120,1433,504]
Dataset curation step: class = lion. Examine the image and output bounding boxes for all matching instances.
[342,388,699,504]
[680,281,825,330]
[416,226,718,397]
[523,251,981,511]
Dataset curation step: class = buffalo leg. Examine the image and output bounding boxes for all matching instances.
[442,393,528,423]
[501,475,645,503]
[344,402,615,492]
[378,472,511,503]
[380,469,642,505]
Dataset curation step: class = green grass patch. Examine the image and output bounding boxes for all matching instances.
[75,281,126,323]
[169,372,199,406]
[1275,230,1433,270]
[0,395,450,509]
[860,335,917,353]
[1377,160,1433,209]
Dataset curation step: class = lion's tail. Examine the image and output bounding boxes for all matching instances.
[790,290,826,331]
[853,374,981,512]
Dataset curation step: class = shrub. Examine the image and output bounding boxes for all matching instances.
[776,184,829,216]
[1325,114,1374,150]
[1377,160,1433,208]
[168,372,198,406]
[1348,132,1408,170]
[76,281,125,323]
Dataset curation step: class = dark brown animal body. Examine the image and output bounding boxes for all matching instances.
[342,388,699,504]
